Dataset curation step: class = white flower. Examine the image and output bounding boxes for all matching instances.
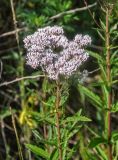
[24,26,91,80]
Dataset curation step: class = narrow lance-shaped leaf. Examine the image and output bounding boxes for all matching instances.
[97,29,105,41]
[25,144,50,159]
[88,51,104,63]
[78,85,103,108]
[89,137,107,148]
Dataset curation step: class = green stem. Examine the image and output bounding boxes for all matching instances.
[55,80,62,160]
[42,76,49,152]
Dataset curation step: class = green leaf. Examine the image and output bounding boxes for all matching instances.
[68,127,82,139]
[95,146,108,160]
[44,96,56,107]
[89,137,107,148]
[100,19,106,30]
[79,116,91,122]
[62,130,68,160]
[99,63,107,82]
[111,102,118,112]
[60,94,68,106]
[100,82,108,107]
[88,51,104,63]
[31,112,56,125]
[33,130,57,146]
[97,29,105,41]
[26,144,50,159]
[63,0,72,9]
[67,140,80,159]
[111,131,118,142]
[78,85,103,108]
[65,114,91,123]
[50,148,58,160]
[110,22,118,33]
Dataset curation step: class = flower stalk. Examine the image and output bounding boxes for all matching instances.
[55,80,62,160]
[42,77,48,151]
[106,7,112,160]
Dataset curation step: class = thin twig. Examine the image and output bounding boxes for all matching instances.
[4,123,14,131]
[1,119,9,157]
[0,67,101,87]
[55,80,62,160]
[88,68,100,74]
[0,90,15,101]
[10,107,24,160]
[0,74,45,87]
[0,68,101,87]
[0,90,20,105]
[10,0,20,51]
[9,2,24,160]
[106,7,112,160]
[83,0,101,28]
[0,28,27,38]
[50,2,97,20]
[90,44,103,51]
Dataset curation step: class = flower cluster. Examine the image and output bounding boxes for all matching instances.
[24,26,91,80]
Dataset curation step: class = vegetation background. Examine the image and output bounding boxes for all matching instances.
[0,0,118,160]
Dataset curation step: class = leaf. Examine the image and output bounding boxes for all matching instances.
[33,130,57,146]
[63,0,72,9]
[99,63,107,82]
[44,96,56,107]
[100,82,108,107]
[62,130,68,160]
[26,144,50,159]
[60,94,68,106]
[110,22,118,33]
[95,146,108,160]
[111,131,118,142]
[50,148,58,160]
[100,19,106,30]
[89,137,107,148]
[42,77,48,92]
[68,127,82,139]
[97,29,105,41]
[65,114,91,123]
[111,102,118,112]
[67,140,80,159]
[88,51,104,63]
[78,85,103,108]
[31,111,56,125]
[78,115,91,122]
[76,133,93,160]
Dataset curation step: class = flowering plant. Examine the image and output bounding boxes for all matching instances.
[24,26,91,80]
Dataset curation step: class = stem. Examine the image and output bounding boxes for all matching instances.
[42,77,49,152]
[1,119,10,159]
[10,107,24,160]
[106,7,112,160]
[55,80,62,160]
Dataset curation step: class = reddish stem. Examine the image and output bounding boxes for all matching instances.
[106,7,112,160]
